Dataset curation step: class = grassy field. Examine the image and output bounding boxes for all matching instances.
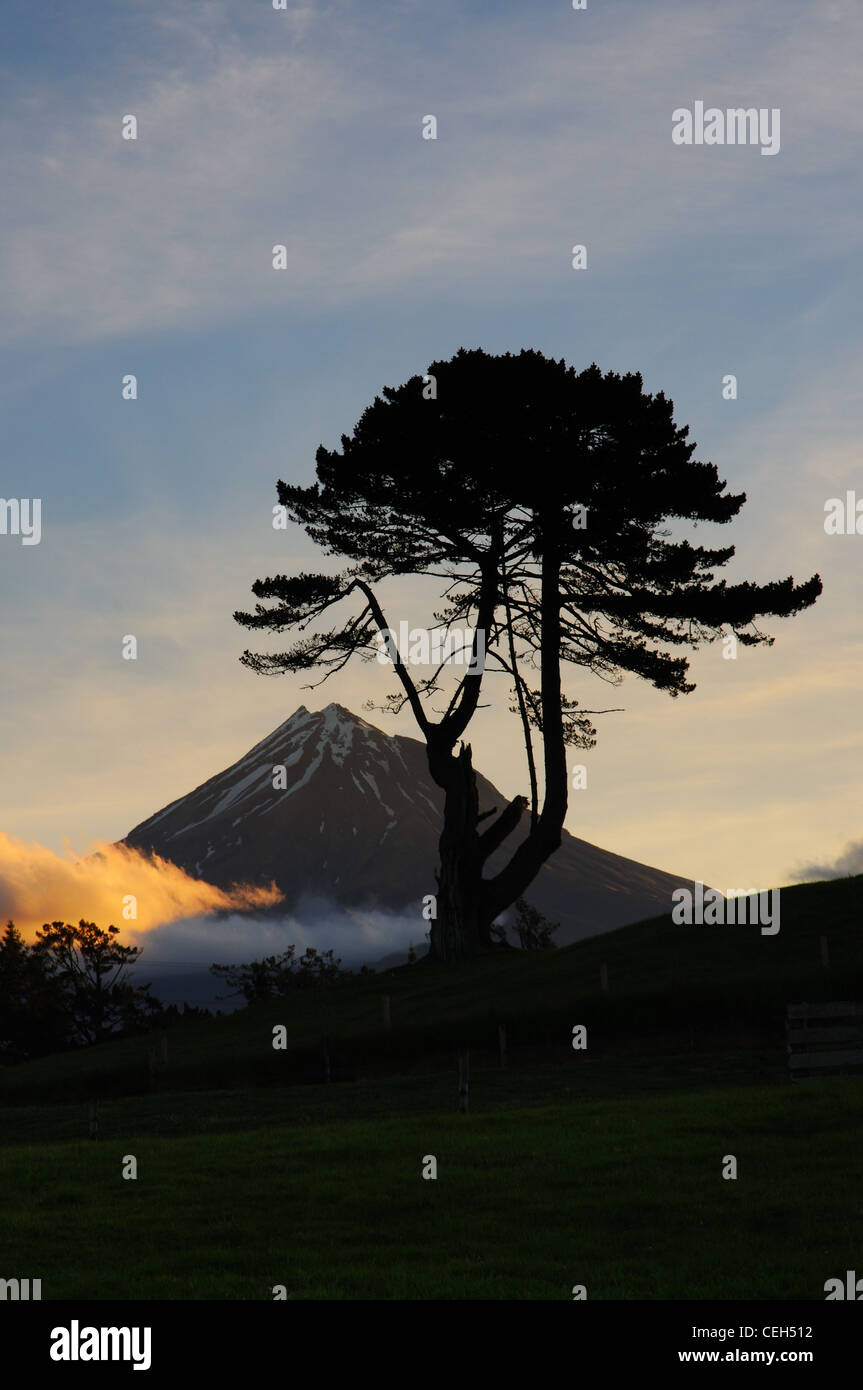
[1,873,861,1299]
[2,1074,861,1299]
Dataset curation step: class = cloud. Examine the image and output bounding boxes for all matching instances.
[3,0,861,347]
[126,896,427,968]
[792,839,863,882]
[0,832,281,939]
[0,827,424,963]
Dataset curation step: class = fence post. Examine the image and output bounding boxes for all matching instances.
[458,1048,470,1113]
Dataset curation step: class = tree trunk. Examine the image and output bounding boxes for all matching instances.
[428,742,484,961]
[482,524,567,925]
[425,523,567,962]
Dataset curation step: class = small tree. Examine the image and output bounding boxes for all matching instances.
[210,945,348,1004]
[33,920,161,1047]
[0,920,69,1060]
[512,898,559,949]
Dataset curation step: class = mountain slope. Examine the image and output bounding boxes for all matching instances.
[123,703,698,945]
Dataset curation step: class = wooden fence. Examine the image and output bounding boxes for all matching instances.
[786,1001,863,1081]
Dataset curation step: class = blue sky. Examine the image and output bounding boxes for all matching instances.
[1,0,861,897]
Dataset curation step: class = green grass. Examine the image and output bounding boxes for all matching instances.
[2,873,860,1299]
[0,1048,789,1148]
[2,1076,861,1299]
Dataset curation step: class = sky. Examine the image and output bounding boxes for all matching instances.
[1,0,862,928]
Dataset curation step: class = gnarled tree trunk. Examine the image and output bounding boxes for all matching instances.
[427,523,567,963]
[428,741,483,961]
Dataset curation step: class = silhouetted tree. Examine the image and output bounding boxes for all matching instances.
[235,349,822,963]
[33,920,161,1046]
[160,1001,212,1022]
[0,920,69,1060]
[513,898,559,949]
[211,945,348,1003]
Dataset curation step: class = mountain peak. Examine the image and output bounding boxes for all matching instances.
[320,702,378,731]
[124,702,698,950]
[285,701,369,728]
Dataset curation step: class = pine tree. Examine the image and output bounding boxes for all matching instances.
[236,348,821,962]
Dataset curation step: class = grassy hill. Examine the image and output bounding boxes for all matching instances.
[1,874,861,1298]
[3,873,861,1113]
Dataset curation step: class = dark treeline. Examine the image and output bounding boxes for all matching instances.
[0,921,363,1066]
[0,919,207,1065]
[1,900,560,1065]
[210,943,365,1004]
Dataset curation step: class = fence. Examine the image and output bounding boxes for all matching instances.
[786,1001,863,1081]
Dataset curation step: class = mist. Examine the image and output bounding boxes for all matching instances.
[126,895,430,972]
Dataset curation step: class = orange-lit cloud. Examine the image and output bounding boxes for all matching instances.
[0,832,281,941]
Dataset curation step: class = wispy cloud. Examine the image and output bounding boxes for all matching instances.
[2,0,861,347]
[0,831,280,939]
[793,839,863,882]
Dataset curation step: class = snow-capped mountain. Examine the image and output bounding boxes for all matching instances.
[123,702,695,945]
